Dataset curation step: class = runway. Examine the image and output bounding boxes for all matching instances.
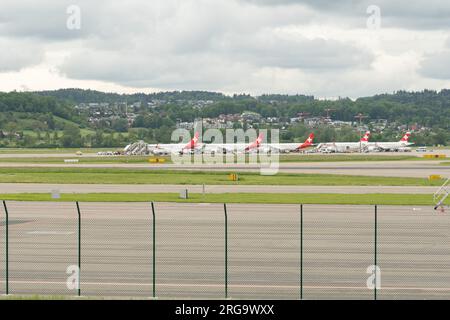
[0,202,448,299]
[0,183,440,194]
[0,160,448,177]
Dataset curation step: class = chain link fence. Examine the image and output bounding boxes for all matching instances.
[0,201,449,299]
[378,206,450,299]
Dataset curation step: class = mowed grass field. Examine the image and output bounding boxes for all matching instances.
[0,192,447,206]
[0,167,444,186]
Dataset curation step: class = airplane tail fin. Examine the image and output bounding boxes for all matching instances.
[400,132,411,142]
[360,131,371,142]
[193,131,200,144]
[183,131,200,150]
[256,132,264,144]
[245,132,264,151]
[298,133,314,149]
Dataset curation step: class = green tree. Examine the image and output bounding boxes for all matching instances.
[62,124,82,147]
[111,118,129,132]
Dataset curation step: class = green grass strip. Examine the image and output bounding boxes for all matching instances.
[0,168,444,186]
[0,193,446,206]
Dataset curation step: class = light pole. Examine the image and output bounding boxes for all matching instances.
[324,108,335,122]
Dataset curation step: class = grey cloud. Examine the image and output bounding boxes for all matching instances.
[218,33,373,70]
[241,0,349,9]
[0,0,316,43]
[419,51,450,80]
[418,36,450,80]
[59,48,252,90]
[59,26,373,89]
[0,0,448,97]
[240,0,450,29]
[0,0,162,41]
[0,38,44,71]
[58,0,370,88]
[0,0,90,40]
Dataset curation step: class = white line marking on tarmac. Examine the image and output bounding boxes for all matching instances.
[1,281,449,291]
[26,231,75,235]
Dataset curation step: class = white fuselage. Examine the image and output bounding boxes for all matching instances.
[366,141,413,151]
[255,143,308,153]
[149,143,193,155]
[317,141,368,153]
[201,143,254,154]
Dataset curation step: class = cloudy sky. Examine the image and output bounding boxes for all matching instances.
[0,0,449,98]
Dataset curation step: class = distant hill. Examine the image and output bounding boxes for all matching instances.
[354,89,450,128]
[35,88,229,104]
[0,88,448,148]
[0,91,75,120]
[34,88,450,127]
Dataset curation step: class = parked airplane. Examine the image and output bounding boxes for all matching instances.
[202,133,265,154]
[150,132,200,155]
[256,133,315,153]
[365,132,413,152]
[317,131,371,153]
[203,132,315,154]
[148,131,316,155]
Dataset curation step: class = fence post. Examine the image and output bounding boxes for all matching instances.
[374,205,378,301]
[151,202,156,299]
[300,204,303,300]
[76,201,81,297]
[224,203,228,299]
[2,201,9,295]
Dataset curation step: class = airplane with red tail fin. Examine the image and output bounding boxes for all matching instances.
[365,132,414,152]
[201,132,266,154]
[150,131,201,155]
[255,133,315,153]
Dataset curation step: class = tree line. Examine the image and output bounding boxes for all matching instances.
[0,89,448,148]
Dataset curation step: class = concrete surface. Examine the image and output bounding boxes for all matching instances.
[0,202,448,299]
